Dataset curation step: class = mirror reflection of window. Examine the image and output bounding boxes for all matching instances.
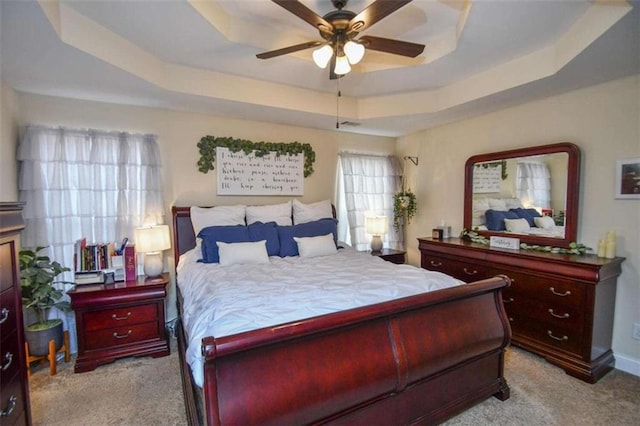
[515,161,551,211]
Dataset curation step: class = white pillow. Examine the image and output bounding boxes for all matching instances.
[292,199,333,224]
[472,209,487,226]
[216,240,269,266]
[504,218,531,233]
[473,198,490,212]
[534,216,556,229]
[504,198,524,209]
[191,205,246,235]
[488,198,508,211]
[246,201,292,226]
[293,233,338,258]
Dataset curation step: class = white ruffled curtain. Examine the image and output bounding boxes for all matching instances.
[515,161,551,210]
[336,153,402,251]
[18,125,164,352]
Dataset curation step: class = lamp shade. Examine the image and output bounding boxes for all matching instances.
[312,45,333,69]
[344,41,365,64]
[366,216,388,236]
[134,225,171,253]
[334,54,351,75]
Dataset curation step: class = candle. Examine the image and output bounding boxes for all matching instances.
[597,240,606,257]
[605,238,616,259]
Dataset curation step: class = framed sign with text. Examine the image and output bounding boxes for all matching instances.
[216,147,304,195]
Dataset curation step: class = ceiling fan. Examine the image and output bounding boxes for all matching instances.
[256,0,425,79]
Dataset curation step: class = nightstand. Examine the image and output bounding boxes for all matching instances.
[68,274,170,373]
[367,248,406,264]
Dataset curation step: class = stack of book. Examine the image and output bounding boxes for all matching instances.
[74,238,135,284]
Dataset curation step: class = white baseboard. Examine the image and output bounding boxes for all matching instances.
[615,352,640,377]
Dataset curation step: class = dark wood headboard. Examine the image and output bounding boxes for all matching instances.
[172,206,196,267]
[171,204,337,267]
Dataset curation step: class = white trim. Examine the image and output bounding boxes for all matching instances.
[615,352,640,377]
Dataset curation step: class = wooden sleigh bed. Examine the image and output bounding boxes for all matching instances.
[172,206,511,425]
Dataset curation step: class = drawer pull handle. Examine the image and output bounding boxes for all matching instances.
[547,330,568,341]
[548,309,570,319]
[1,353,13,371]
[463,268,478,275]
[1,395,17,417]
[503,297,514,304]
[112,312,132,321]
[113,330,132,339]
[508,317,514,322]
[429,260,442,267]
[549,287,571,297]
[0,308,9,324]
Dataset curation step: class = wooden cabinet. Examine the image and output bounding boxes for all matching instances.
[0,203,31,425]
[418,237,624,383]
[367,248,406,264]
[68,274,170,373]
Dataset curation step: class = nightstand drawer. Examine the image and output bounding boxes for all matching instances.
[84,322,160,350]
[84,304,158,331]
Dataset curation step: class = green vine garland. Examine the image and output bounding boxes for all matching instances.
[197,136,316,177]
[393,190,417,231]
[459,229,591,255]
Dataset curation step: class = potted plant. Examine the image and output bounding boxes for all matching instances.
[19,246,72,356]
[393,189,417,231]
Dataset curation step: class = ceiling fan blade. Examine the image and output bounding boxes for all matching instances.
[348,0,412,34]
[358,35,424,58]
[256,41,324,59]
[272,0,333,34]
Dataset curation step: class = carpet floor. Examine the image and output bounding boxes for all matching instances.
[29,338,639,425]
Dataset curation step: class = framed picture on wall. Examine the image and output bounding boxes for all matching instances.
[615,158,640,199]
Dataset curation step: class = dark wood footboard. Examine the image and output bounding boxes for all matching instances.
[191,275,510,426]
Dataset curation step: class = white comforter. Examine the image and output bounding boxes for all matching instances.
[177,246,463,387]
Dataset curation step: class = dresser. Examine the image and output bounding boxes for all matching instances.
[0,203,31,425]
[68,274,170,373]
[418,237,624,383]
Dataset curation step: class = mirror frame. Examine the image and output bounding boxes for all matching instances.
[464,142,581,248]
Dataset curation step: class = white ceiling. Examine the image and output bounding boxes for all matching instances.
[1,0,638,137]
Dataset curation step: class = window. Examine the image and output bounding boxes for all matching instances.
[336,153,402,251]
[17,125,164,351]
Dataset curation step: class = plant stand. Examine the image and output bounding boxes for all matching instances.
[25,330,70,377]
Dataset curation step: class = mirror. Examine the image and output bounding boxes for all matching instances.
[464,142,580,248]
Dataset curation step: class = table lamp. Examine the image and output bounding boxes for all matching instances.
[134,224,171,277]
[365,216,388,253]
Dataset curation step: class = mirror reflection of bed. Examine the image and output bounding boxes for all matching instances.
[464,142,580,248]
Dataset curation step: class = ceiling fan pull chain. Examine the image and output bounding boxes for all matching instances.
[336,77,341,129]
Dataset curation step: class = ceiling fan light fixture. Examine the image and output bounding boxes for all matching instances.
[334,54,351,75]
[344,40,365,64]
[312,45,333,69]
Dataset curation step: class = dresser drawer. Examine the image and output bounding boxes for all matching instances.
[509,312,583,355]
[0,371,26,425]
[84,303,159,331]
[503,297,584,334]
[1,329,21,386]
[84,322,160,350]
[421,254,491,282]
[0,242,16,293]
[500,269,585,309]
[0,287,18,339]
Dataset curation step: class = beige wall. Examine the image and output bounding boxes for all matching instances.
[398,75,640,371]
[0,81,19,201]
[8,90,396,320]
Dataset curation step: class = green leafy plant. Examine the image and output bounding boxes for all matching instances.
[393,190,417,231]
[197,136,316,177]
[19,246,72,328]
[459,229,591,255]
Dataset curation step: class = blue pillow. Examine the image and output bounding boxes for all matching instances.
[248,221,280,257]
[485,209,519,231]
[277,218,338,257]
[198,225,250,263]
[509,208,536,226]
